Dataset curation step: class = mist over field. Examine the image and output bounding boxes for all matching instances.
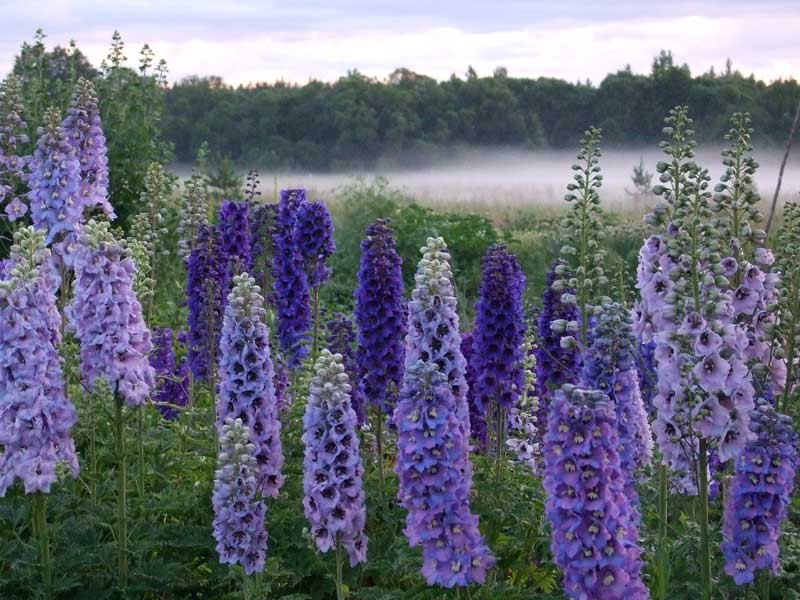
[175,146,800,208]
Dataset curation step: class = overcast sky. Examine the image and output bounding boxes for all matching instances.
[1,1,797,85]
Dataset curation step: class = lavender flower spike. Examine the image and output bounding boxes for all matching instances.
[150,327,189,420]
[217,272,284,498]
[325,313,367,425]
[67,220,154,406]
[218,200,251,296]
[212,417,268,575]
[721,399,797,585]
[0,75,30,222]
[0,227,79,496]
[61,77,114,219]
[302,349,368,565]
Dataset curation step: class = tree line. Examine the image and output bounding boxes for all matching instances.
[162,51,800,170]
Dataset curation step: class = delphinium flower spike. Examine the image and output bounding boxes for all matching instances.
[302,350,368,592]
[712,112,786,399]
[774,201,800,413]
[354,218,406,485]
[248,196,277,295]
[543,384,649,600]
[177,148,209,259]
[461,331,487,451]
[534,260,581,465]
[580,302,653,520]
[61,77,114,219]
[721,399,797,585]
[150,327,189,420]
[186,224,224,385]
[212,417,268,575]
[0,226,79,496]
[217,272,284,498]
[505,310,541,473]
[0,75,30,222]
[271,189,311,369]
[557,126,608,347]
[68,219,155,406]
[396,236,494,588]
[325,313,366,425]
[218,199,251,298]
[27,107,83,266]
[471,243,526,476]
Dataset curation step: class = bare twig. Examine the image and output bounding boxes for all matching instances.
[766,98,800,235]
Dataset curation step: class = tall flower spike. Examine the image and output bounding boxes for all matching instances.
[302,350,368,565]
[396,236,493,587]
[68,220,155,406]
[218,200,251,296]
[506,311,541,473]
[543,385,648,600]
[217,273,284,498]
[61,77,114,219]
[0,227,79,496]
[28,108,83,264]
[721,399,797,585]
[712,113,786,399]
[325,313,367,425]
[534,261,581,459]
[177,171,209,259]
[557,126,607,347]
[293,200,336,287]
[355,218,406,415]
[774,201,800,411]
[0,74,30,222]
[248,202,277,297]
[472,244,526,456]
[461,331,488,450]
[394,361,494,587]
[581,302,653,518]
[271,189,311,369]
[186,224,224,383]
[212,417,268,575]
[642,107,754,494]
[150,327,189,420]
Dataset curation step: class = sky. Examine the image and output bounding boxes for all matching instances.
[1,0,798,86]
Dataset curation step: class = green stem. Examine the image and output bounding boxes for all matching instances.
[312,286,321,361]
[335,543,345,600]
[495,404,505,482]
[242,569,251,600]
[698,439,711,600]
[113,393,129,591]
[89,387,97,506]
[32,493,52,598]
[137,405,145,496]
[656,463,669,600]
[374,410,385,493]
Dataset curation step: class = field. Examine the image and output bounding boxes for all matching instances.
[1,32,800,600]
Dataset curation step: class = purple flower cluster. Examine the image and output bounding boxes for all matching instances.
[636,228,754,492]
[635,341,658,417]
[271,189,311,369]
[543,385,648,600]
[354,218,406,415]
[248,202,277,296]
[150,327,189,420]
[535,261,581,445]
[218,200,251,296]
[61,77,114,220]
[460,331,487,450]
[294,200,335,287]
[68,220,155,407]
[27,108,83,263]
[396,236,493,587]
[0,227,79,496]
[273,351,292,414]
[217,273,284,498]
[394,361,494,587]
[0,75,29,222]
[212,417,268,575]
[186,224,224,383]
[302,350,368,565]
[325,313,366,425]
[471,244,526,415]
[721,399,797,585]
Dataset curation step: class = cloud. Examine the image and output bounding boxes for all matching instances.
[0,1,797,85]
